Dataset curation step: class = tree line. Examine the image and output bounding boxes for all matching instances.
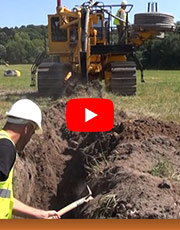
[0,25,47,64]
[0,23,180,69]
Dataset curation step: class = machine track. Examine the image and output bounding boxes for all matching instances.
[38,62,72,96]
[110,61,136,96]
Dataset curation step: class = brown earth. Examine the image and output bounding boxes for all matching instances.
[13,93,180,219]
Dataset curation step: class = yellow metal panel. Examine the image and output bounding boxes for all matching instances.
[60,19,79,29]
[91,14,99,24]
[90,55,101,62]
[131,31,157,47]
[104,55,127,65]
[104,71,112,88]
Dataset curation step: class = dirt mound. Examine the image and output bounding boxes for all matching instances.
[14,99,180,219]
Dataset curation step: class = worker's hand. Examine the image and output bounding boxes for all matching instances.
[41,210,61,219]
[13,198,61,219]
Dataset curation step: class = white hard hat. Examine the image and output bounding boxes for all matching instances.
[6,99,42,130]
[121,0,127,5]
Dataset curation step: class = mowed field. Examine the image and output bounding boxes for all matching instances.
[106,70,180,123]
[0,64,52,127]
[0,64,180,126]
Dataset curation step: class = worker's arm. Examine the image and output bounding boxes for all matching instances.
[13,198,60,219]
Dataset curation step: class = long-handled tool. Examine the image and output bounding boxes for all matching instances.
[49,185,93,218]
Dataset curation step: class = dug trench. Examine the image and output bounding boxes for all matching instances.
[13,98,180,219]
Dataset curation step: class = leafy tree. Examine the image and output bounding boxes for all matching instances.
[2,27,15,40]
[136,32,180,70]
[0,25,47,64]
[0,44,6,60]
[176,21,180,33]
[0,31,7,45]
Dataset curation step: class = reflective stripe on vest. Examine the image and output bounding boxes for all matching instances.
[0,130,14,219]
[0,188,11,198]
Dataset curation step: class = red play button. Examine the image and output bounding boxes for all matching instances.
[66,98,114,132]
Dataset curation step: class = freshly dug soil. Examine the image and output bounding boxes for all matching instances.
[13,98,180,219]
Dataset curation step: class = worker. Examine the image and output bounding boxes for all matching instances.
[114,0,127,44]
[0,99,60,219]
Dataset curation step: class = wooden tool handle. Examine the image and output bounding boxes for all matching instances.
[48,196,93,218]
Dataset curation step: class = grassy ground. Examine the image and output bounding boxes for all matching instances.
[0,64,52,127]
[105,70,180,124]
[1,65,180,127]
[0,64,32,90]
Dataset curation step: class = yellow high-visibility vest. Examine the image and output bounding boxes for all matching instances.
[114,8,126,26]
[0,130,15,219]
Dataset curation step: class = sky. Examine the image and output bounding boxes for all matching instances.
[0,0,179,28]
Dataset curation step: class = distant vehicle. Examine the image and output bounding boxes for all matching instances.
[4,70,21,77]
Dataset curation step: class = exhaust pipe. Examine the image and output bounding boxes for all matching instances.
[57,0,61,13]
[57,0,61,7]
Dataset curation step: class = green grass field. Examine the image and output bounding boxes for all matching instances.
[0,64,33,90]
[1,65,180,127]
[106,70,180,123]
[0,64,52,127]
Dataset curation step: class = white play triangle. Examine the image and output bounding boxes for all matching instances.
[85,108,98,122]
